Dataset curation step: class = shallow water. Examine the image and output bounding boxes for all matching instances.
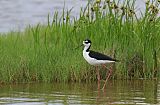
[0,0,146,33]
[0,80,159,105]
[0,0,88,33]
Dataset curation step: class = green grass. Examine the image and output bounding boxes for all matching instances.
[0,0,160,83]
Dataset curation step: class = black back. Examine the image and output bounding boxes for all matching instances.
[89,50,117,61]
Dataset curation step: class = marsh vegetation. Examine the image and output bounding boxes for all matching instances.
[0,0,160,83]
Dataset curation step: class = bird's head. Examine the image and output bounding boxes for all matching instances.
[83,39,91,48]
[74,39,92,50]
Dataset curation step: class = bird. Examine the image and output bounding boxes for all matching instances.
[81,39,118,90]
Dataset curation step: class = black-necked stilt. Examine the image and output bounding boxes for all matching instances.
[81,39,118,90]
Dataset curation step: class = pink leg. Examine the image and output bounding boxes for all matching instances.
[102,64,112,90]
[96,66,100,89]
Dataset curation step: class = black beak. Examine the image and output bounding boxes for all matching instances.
[75,44,83,50]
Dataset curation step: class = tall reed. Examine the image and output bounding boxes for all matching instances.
[0,0,160,84]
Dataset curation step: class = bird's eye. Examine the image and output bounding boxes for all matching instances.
[85,41,89,44]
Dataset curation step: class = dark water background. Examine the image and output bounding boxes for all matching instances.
[0,80,159,105]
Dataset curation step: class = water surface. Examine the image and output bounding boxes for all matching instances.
[0,80,159,105]
[0,0,88,33]
[0,0,146,33]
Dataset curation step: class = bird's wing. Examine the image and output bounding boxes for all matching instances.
[89,50,117,61]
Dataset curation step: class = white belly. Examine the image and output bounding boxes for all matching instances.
[83,51,114,66]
